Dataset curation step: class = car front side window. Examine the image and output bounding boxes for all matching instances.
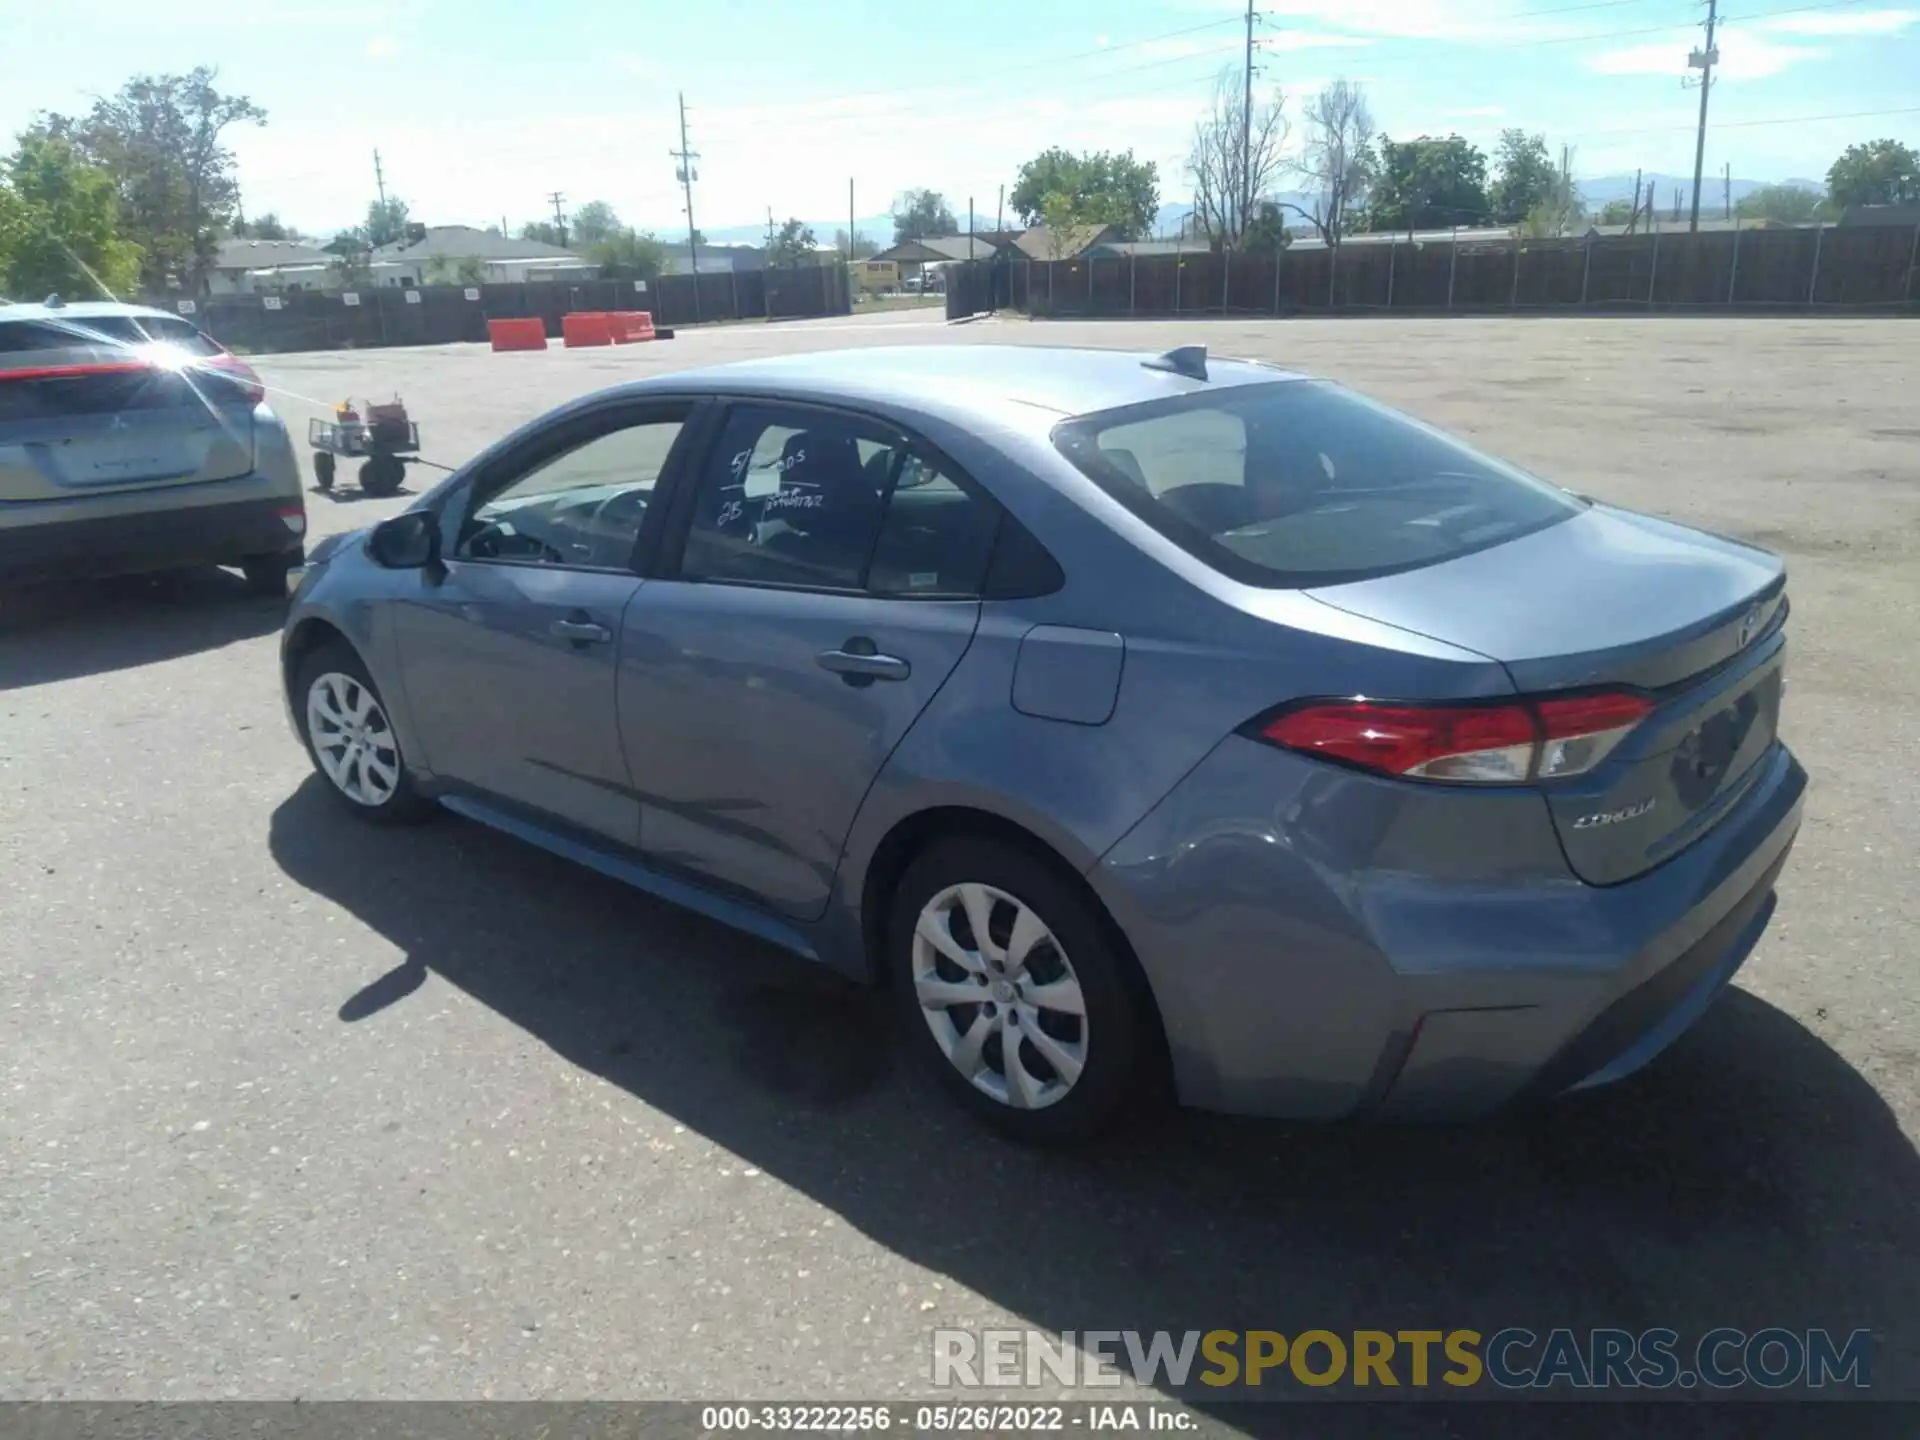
[457,417,684,571]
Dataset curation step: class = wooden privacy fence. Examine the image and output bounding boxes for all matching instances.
[952,225,1920,321]
[159,264,852,355]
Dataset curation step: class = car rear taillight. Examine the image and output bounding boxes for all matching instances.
[1258,691,1654,784]
[197,352,266,405]
[277,505,307,536]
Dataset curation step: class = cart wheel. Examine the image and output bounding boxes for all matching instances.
[313,451,335,491]
[359,454,404,498]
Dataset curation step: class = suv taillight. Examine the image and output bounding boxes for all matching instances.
[1258,691,1653,784]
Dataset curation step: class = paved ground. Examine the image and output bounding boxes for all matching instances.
[2,310,1916,1406]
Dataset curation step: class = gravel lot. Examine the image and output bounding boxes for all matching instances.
[3,309,1916,1407]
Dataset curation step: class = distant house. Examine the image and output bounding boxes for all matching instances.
[1085,238,1211,260]
[868,234,1010,283]
[208,238,340,295]
[662,244,766,276]
[1013,223,1120,261]
[368,225,597,285]
[1839,203,1920,228]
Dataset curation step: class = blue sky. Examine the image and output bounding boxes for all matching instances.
[4,0,1917,239]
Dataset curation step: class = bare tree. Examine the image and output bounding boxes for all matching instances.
[1187,70,1289,249]
[1289,79,1375,249]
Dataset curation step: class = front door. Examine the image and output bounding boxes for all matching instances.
[618,401,1002,918]
[392,403,694,844]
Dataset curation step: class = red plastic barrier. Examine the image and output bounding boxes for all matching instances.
[488,317,548,352]
[562,312,615,348]
[609,310,657,343]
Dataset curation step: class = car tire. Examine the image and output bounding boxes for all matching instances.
[359,455,404,497]
[293,641,433,825]
[887,837,1141,1145]
[240,551,298,598]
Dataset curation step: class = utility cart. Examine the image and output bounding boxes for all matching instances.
[308,398,420,498]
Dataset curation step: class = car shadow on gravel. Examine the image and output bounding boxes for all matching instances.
[271,779,1919,1427]
[0,568,285,690]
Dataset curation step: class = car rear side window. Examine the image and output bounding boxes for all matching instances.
[1052,380,1583,587]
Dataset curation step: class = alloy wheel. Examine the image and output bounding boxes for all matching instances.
[306,671,401,807]
[911,882,1088,1110]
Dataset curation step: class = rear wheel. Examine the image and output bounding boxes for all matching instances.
[888,838,1141,1145]
[313,451,336,491]
[294,642,432,824]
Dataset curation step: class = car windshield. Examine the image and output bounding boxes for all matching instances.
[1053,379,1584,588]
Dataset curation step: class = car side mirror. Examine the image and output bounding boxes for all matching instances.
[367,511,440,570]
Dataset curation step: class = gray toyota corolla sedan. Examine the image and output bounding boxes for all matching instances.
[280,344,1805,1143]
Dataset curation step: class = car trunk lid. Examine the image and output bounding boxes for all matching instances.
[1306,504,1787,884]
[0,329,258,504]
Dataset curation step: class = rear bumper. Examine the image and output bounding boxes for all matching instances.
[1093,736,1806,1121]
[0,489,305,585]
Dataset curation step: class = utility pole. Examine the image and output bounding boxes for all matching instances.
[671,91,701,283]
[1241,0,1258,243]
[1687,0,1720,233]
[996,183,1004,238]
[373,149,386,206]
[548,191,567,247]
[1629,167,1643,234]
[766,207,776,252]
[1724,162,1732,220]
[848,179,856,262]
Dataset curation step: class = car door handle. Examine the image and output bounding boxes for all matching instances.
[817,647,910,683]
[550,617,611,645]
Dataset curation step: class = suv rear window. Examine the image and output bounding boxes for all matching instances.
[1052,380,1583,587]
[0,314,222,359]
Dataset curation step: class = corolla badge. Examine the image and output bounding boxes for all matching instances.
[1738,603,1764,649]
[1572,798,1658,829]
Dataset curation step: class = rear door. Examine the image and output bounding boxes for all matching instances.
[617,400,1000,919]
[0,314,255,503]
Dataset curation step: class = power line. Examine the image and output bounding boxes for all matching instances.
[1513,0,1885,46]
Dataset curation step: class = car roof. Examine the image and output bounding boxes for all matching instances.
[634,345,1311,425]
[0,299,184,323]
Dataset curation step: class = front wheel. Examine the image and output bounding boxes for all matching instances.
[888,838,1142,1145]
[313,451,336,491]
[359,453,404,497]
[294,642,433,824]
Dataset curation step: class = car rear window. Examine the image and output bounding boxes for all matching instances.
[1052,380,1584,588]
[0,314,223,361]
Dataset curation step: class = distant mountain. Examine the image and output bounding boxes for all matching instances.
[1576,173,1824,210]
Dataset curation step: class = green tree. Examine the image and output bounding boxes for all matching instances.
[1489,129,1559,224]
[1364,135,1490,232]
[1736,183,1824,225]
[590,227,668,280]
[37,66,265,291]
[891,189,956,242]
[233,211,297,240]
[834,227,876,259]
[1239,201,1291,256]
[365,195,411,247]
[1597,198,1636,226]
[520,219,564,246]
[1009,147,1159,240]
[455,254,487,285]
[767,217,818,267]
[324,229,371,285]
[0,133,142,299]
[1825,139,1920,208]
[570,200,620,248]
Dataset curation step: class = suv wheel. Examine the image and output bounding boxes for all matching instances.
[294,642,432,824]
[888,838,1141,1144]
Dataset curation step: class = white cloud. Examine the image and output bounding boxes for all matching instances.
[364,35,399,60]
[1587,33,1825,82]
[1759,7,1918,35]
[1443,105,1506,118]
[1190,0,1579,44]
